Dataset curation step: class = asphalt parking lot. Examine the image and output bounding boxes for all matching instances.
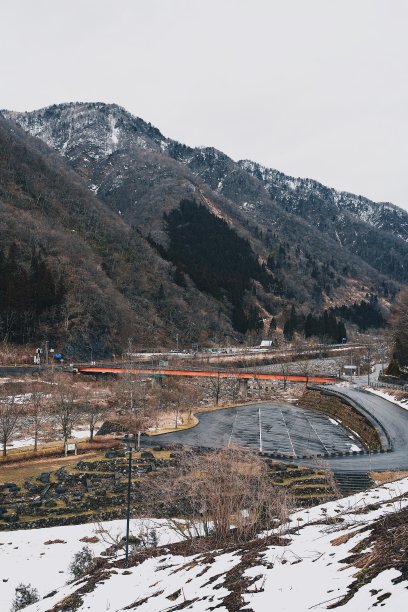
[151,385,408,473]
[152,402,363,458]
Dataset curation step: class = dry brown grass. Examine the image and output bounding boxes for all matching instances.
[330,529,362,546]
[0,437,120,466]
[300,389,381,450]
[369,470,408,484]
[80,536,99,543]
[0,451,103,484]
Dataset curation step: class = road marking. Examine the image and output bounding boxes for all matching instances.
[228,409,238,448]
[280,408,297,458]
[305,416,330,454]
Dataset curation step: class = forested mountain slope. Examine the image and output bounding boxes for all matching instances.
[2,102,408,353]
[0,116,236,354]
[5,102,407,293]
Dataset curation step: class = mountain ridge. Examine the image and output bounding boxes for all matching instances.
[1,101,407,353]
[5,102,407,241]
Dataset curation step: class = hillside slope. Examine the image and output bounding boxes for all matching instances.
[3,102,408,351]
[5,103,406,299]
[0,116,235,355]
[2,477,406,611]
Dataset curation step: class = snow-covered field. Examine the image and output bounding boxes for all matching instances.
[0,519,180,610]
[6,425,92,450]
[1,478,407,611]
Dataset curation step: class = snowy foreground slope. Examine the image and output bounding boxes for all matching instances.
[1,479,407,612]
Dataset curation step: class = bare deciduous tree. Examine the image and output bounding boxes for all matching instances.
[80,400,105,442]
[0,394,21,456]
[53,387,79,447]
[145,447,293,547]
[207,372,224,406]
[26,389,48,451]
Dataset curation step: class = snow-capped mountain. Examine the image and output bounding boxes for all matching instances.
[2,101,408,349]
[5,102,408,253]
[4,102,166,164]
[239,159,408,243]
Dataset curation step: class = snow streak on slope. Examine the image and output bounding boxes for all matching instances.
[239,159,408,242]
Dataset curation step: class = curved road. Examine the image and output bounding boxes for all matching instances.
[149,385,408,473]
[318,385,408,472]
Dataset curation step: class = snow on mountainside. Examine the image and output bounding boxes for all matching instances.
[4,101,408,291]
[239,159,408,243]
[3,102,166,165]
[5,102,408,244]
[1,478,407,612]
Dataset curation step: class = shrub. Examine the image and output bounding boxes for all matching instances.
[10,583,39,611]
[68,546,95,581]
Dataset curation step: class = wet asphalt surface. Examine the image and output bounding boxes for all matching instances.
[151,402,363,458]
[150,385,408,473]
[314,385,408,472]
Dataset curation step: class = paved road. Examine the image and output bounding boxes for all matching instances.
[149,385,408,473]
[348,363,382,386]
[316,385,408,472]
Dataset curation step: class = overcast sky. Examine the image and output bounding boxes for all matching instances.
[2,0,407,209]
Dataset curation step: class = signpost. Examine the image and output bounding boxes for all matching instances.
[64,442,77,456]
[344,365,357,383]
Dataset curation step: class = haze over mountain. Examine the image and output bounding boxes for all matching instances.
[1,102,408,354]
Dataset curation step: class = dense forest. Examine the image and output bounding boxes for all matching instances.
[0,246,65,343]
[158,199,268,332]
[282,298,385,343]
[330,297,386,331]
[283,306,347,343]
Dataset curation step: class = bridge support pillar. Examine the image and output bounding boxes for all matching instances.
[238,379,248,399]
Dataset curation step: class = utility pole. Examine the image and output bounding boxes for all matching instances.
[45,340,49,367]
[125,447,132,566]
[349,348,353,383]
[367,345,371,386]
[379,345,385,376]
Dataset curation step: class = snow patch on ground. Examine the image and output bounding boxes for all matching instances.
[328,417,339,426]
[1,479,407,611]
[366,388,408,412]
[0,519,180,610]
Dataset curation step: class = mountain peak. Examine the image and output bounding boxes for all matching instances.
[2,101,166,161]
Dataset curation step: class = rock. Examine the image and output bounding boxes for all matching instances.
[141,451,154,459]
[44,500,57,508]
[97,421,127,436]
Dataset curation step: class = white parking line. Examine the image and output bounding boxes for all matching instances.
[280,407,297,457]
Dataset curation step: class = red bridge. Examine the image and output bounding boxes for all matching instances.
[74,365,337,384]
